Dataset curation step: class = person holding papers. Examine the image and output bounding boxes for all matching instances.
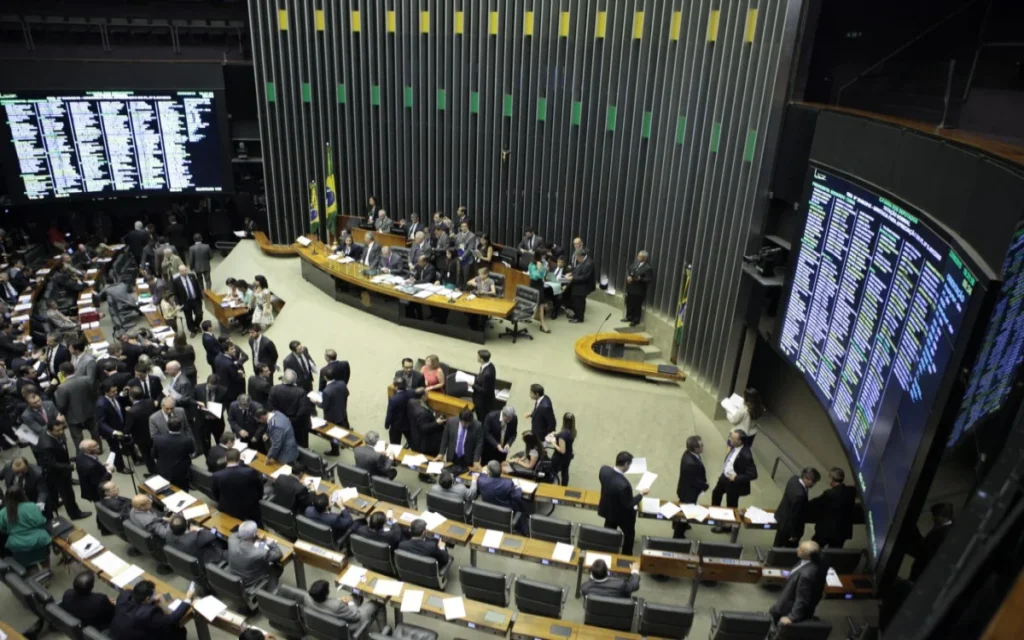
[129,494,170,539]
[482,406,518,465]
[581,558,641,598]
[152,417,195,490]
[354,431,397,480]
[0,486,51,569]
[598,451,649,556]
[110,579,193,640]
[213,449,264,524]
[304,579,379,626]
[303,493,354,539]
[195,373,227,451]
[353,510,405,550]
[674,436,709,539]
[710,429,758,533]
[271,461,311,514]
[61,572,115,631]
[228,394,265,452]
[399,518,450,565]
[774,467,821,548]
[724,387,765,440]
[768,540,827,626]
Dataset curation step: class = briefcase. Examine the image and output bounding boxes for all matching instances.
[46,515,75,540]
[79,309,101,324]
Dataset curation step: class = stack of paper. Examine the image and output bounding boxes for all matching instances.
[720,393,745,414]
[552,542,575,563]
[374,580,404,597]
[826,567,843,588]
[454,371,476,386]
[386,444,403,457]
[311,417,327,429]
[91,551,130,577]
[144,475,170,492]
[194,595,228,622]
[420,511,447,531]
[373,440,387,453]
[640,497,661,514]
[326,426,349,439]
[681,504,710,521]
[512,478,538,494]
[331,487,359,504]
[140,304,157,312]
[398,512,417,523]
[401,590,424,613]
[182,504,211,521]
[165,491,198,513]
[495,389,511,401]
[425,461,445,475]
[303,476,321,491]
[402,454,427,468]
[659,502,682,519]
[271,465,292,479]
[111,565,145,588]
[295,236,312,247]
[338,565,367,587]
[637,472,658,492]
[14,425,39,446]
[708,507,737,522]
[240,449,258,464]
[744,506,777,525]
[414,289,434,299]
[626,457,648,475]
[482,530,504,548]
[71,534,104,559]
[231,440,249,452]
[442,597,466,621]
[204,402,223,418]
[307,391,323,404]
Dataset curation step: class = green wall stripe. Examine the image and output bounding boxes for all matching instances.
[301,83,311,103]
[744,129,758,162]
[675,115,686,144]
[370,85,381,106]
[469,91,480,114]
[710,121,722,152]
[265,82,276,103]
[403,86,413,108]
[606,105,617,132]
[336,84,346,104]
[571,101,582,126]
[502,94,513,117]
[641,111,653,139]
[536,97,547,122]
[436,89,446,111]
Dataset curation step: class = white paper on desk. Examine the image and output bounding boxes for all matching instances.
[414,289,434,299]
[584,552,613,568]
[744,506,777,525]
[626,457,647,475]
[11,315,28,324]
[183,504,210,521]
[454,370,476,386]
[307,391,323,404]
[826,567,843,588]
[373,440,386,453]
[681,504,709,521]
[72,534,104,559]
[374,579,404,597]
[402,454,427,468]
[339,565,367,587]
[15,425,39,446]
[443,597,466,621]
[512,478,538,494]
[271,465,291,479]
[139,304,157,313]
[425,461,445,475]
[14,303,31,312]
[166,491,198,513]
[399,512,417,523]
[240,449,258,464]
[708,507,737,522]
[295,236,312,247]
[231,440,248,452]
[91,551,129,577]
[637,472,658,493]
[552,542,575,563]
[326,426,349,439]
[401,589,424,613]
[311,417,327,429]
[495,388,510,401]
[152,324,172,335]
[168,599,183,611]
[105,452,116,467]
[482,530,504,549]
[303,476,321,492]
[640,497,661,514]
[111,564,145,588]
[234,230,247,238]
[204,401,223,418]
[339,256,354,264]
[144,475,170,492]
[18,294,31,303]
[659,502,682,520]
[420,511,447,531]
[195,595,228,622]
[338,487,359,502]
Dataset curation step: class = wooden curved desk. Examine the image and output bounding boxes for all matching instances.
[574,332,686,381]
[253,230,299,256]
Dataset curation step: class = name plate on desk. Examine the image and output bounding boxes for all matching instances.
[294,540,345,566]
[640,550,700,578]
[700,557,763,583]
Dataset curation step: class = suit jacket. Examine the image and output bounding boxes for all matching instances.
[354,445,394,478]
[42,343,70,378]
[322,379,350,427]
[570,257,596,295]
[438,418,484,464]
[378,252,404,275]
[171,272,202,304]
[227,534,283,594]
[167,223,188,252]
[394,369,425,391]
[336,243,363,260]
[581,573,641,598]
[375,217,394,233]
[167,374,196,409]
[625,261,654,296]
[95,395,126,441]
[125,228,150,260]
[720,445,758,496]
[266,411,299,464]
[207,444,229,473]
[268,384,313,421]
[61,590,116,631]
[100,495,132,520]
[201,332,222,366]
[472,364,496,415]
[271,474,311,514]
[55,375,96,424]
[477,474,524,512]
[775,476,811,542]
[360,242,382,269]
[530,396,556,440]
[676,451,708,504]
[214,353,246,403]
[409,240,432,268]
[227,400,265,442]
[152,432,195,486]
[148,407,189,440]
[909,522,953,581]
[398,537,449,566]
[598,466,642,525]
[482,411,518,464]
[282,351,316,391]
[127,374,163,403]
[248,336,279,371]
[385,388,415,437]
[21,400,59,439]
[517,235,544,253]
[36,432,74,477]
[1,464,49,505]
[412,263,436,284]
[213,465,265,522]
[247,374,272,405]
[809,484,856,545]
[404,221,424,241]
[76,353,98,383]
[352,522,405,550]
[408,400,444,456]
[769,559,826,623]
[165,528,224,565]
[319,360,351,390]
[76,452,111,502]
[126,399,158,445]
[188,243,212,273]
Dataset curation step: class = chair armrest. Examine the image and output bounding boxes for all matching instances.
[324,462,339,476]
[510,512,521,528]
[336,528,354,552]
[709,608,720,629]
[846,616,861,639]
[755,546,766,563]
[409,488,422,508]
[504,573,515,594]
[440,555,455,576]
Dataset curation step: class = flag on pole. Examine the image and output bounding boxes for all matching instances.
[309,180,320,234]
[671,265,692,364]
[324,144,338,235]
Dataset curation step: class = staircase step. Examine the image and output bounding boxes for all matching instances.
[625,343,662,361]
[614,324,647,334]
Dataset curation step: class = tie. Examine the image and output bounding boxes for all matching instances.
[183,275,194,300]
[364,247,371,265]
[39,408,47,423]
[143,378,149,397]
[111,397,122,419]
[456,426,466,457]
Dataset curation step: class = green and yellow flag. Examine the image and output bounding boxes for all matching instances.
[324,143,338,234]
[672,265,692,363]
[308,180,320,234]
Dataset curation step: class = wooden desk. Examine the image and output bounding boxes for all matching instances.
[0,620,28,640]
[699,556,763,583]
[511,614,580,640]
[575,551,641,598]
[574,627,644,639]
[292,539,349,574]
[348,225,408,249]
[368,502,473,546]
[388,384,473,416]
[574,333,686,382]
[390,585,514,637]
[203,289,248,330]
[825,573,875,599]
[535,483,600,510]
[254,231,299,256]
[637,500,740,530]
[468,528,580,571]
[247,450,377,515]
[639,549,701,579]
[138,482,213,525]
[312,422,365,450]
[740,507,779,533]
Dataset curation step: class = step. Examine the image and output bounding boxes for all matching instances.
[614,324,647,334]
[625,343,662,361]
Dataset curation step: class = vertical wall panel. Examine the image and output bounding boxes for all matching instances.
[249,0,803,399]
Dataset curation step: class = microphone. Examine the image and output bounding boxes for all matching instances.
[594,312,613,337]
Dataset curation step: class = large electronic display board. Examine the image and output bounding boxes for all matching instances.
[777,167,982,564]
[0,90,227,200]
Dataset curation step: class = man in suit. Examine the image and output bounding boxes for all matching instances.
[207,431,235,473]
[428,470,477,518]
[409,231,431,271]
[271,461,311,514]
[54,361,98,452]
[361,231,382,269]
[304,493,354,539]
[769,541,827,625]
[395,358,426,391]
[809,467,857,549]
[318,349,350,390]
[674,435,709,538]
[598,451,648,556]
[322,369,350,427]
[124,386,158,474]
[471,349,496,422]
[248,326,278,379]
[95,380,129,472]
[1,457,49,507]
[354,431,397,480]
[167,214,188,256]
[408,254,436,284]
[259,407,299,464]
[566,249,596,323]
[283,341,316,392]
[353,510,406,549]
[436,408,483,473]
[482,406,518,464]
[228,394,266,452]
[477,460,529,534]
[200,321,222,367]
[385,378,416,446]
[149,397,190,440]
[99,481,132,521]
[711,429,758,532]
[21,391,60,443]
[212,448,265,523]
[124,221,150,262]
[0,324,28,364]
[38,420,90,519]
[526,383,556,440]
[907,503,955,581]
[62,572,117,632]
[774,467,822,548]
[194,373,226,454]
[431,226,450,253]
[215,344,247,404]
[76,439,113,503]
[228,520,285,597]
[128,494,170,538]
[403,213,423,241]
[248,362,273,406]
[42,333,71,379]
[374,210,393,234]
[9,258,29,293]
[581,559,641,598]
[188,234,213,290]
[110,579,192,640]
[0,271,19,304]
[268,369,314,449]
[128,361,163,404]
[171,264,203,336]
[378,246,404,275]
[152,417,195,489]
[165,514,224,565]
[517,228,544,256]
[624,250,654,326]
[408,391,446,457]
[398,518,450,566]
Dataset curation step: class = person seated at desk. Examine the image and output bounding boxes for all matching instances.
[353,510,405,550]
[477,460,529,535]
[374,210,393,233]
[334,235,363,260]
[271,461,311,514]
[396,357,426,391]
[437,247,464,289]
[769,540,827,626]
[46,299,79,332]
[129,494,170,539]
[359,232,382,269]
[99,481,132,521]
[110,579,193,640]
[354,431,398,480]
[503,432,546,477]
[0,486,52,570]
[62,571,116,631]
[581,558,641,598]
[229,520,284,595]
[408,254,436,285]
[303,492,354,538]
[549,256,572,319]
[165,514,225,565]
[304,579,379,627]
[378,246,404,275]
[421,354,445,393]
[398,518,450,565]
[429,470,477,518]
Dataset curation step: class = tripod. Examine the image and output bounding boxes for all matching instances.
[114,434,140,495]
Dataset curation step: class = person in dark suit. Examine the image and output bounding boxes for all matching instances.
[581,559,641,598]
[378,246,404,275]
[42,333,71,379]
[170,264,203,336]
[303,493,354,538]
[526,383,556,440]
[124,386,158,474]
[167,215,188,256]
[598,452,647,555]
[674,435,709,538]
[98,481,132,523]
[482,407,518,465]
[471,350,496,422]
[359,231,383,269]
[809,468,857,549]
[398,519,450,566]
[318,349,350,390]
[907,503,955,581]
[395,358,426,391]
[1,458,49,506]
[95,380,128,472]
[248,363,273,406]
[124,222,151,263]
[268,369,315,449]
[624,251,654,326]
[407,392,445,457]
[214,345,246,405]
[248,325,279,378]
[283,341,317,392]
[200,320,222,367]
[152,417,195,489]
[769,541,827,626]
[353,431,397,480]
[436,409,484,473]
[710,429,758,532]
[110,579,192,640]
[193,374,227,453]
[165,514,224,565]
[334,235,363,260]
[206,431,235,473]
[384,378,415,446]
[228,395,265,452]
[321,373,350,427]
[352,510,405,550]
[477,460,529,534]
[566,249,596,322]
[75,440,112,503]
[212,448,265,524]
[37,420,90,520]
[774,467,821,548]
[128,362,163,404]
[271,462,311,514]
[61,572,116,631]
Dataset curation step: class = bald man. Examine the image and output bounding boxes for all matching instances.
[75,439,113,503]
[128,495,170,539]
[769,541,827,625]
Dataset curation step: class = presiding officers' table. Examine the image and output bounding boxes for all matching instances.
[297,238,514,344]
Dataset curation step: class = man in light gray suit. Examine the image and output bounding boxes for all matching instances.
[53,362,97,452]
[409,231,431,271]
[353,431,396,480]
[455,222,478,254]
[228,520,283,597]
[188,233,213,290]
[374,210,393,234]
[69,339,97,382]
[428,470,478,517]
[149,397,190,440]
[360,232,382,270]
[21,392,61,440]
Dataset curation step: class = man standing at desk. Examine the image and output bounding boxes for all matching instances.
[710,429,757,533]
[268,369,314,449]
[566,249,595,323]
[809,467,857,549]
[769,540,826,626]
[318,349,350,390]
[674,436,708,539]
[471,349,496,422]
[259,407,299,465]
[212,448,264,523]
[526,384,556,440]
[436,409,483,474]
[598,451,648,555]
[774,467,821,548]
[248,326,279,381]
[624,250,654,327]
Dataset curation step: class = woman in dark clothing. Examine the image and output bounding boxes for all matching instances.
[165,333,197,383]
[438,247,463,289]
[549,412,577,486]
[505,432,547,477]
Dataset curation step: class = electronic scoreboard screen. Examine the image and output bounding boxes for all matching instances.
[0,90,228,201]
[777,167,981,564]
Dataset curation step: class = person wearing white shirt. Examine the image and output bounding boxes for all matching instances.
[471,349,496,421]
[710,429,758,532]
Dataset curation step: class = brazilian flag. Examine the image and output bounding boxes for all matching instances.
[672,265,692,363]
[309,180,320,233]
[324,144,338,234]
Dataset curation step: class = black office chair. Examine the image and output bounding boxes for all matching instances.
[5,573,51,637]
[371,476,421,509]
[259,499,299,540]
[643,536,694,555]
[394,549,454,590]
[123,520,171,573]
[190,465,216,501]
[529,514,574,544]
[583,594,637,632]
[0,557,27,578]
[709,609,773,640]
[638,601,694,638]
[577,524,623,553]
[297,447,336,478]
[426,492,470,523]
[45,603,84,640]
[95,502,127,541]
[337,463,373,495]
[758,547,801,568]
[491,273,506,297]
[774,619,833,639]
[206,562,259,612]
[472,501,519,533]
[697,541,744,559]
[296,513,351,551]
[350,535,397,576]
[83,627,112,640]
[823,548,863,574]
[256,588,304,640]
[368,624,438,640]
[164,545,211,594]
[514,577,567,619]
[499,285,539,342]
[303,606,369,640]
[459,566,513,607]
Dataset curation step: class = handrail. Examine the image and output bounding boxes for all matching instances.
[750,424,803,481]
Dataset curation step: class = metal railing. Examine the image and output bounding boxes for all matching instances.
[751,424,803,481]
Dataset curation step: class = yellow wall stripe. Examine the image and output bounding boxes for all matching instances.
[669,11,682,41]
[633,12,644,39]
[707,10,720,42]
[595,11,607,38]
[277,9,288,31]
[489,11,499,36]
[314,9,325,32]
[524,11,534,36]
[351,10,361,33]
[420,11,430,34]
[386,10,396,33]
[454,11,465,35]
[744,8,758,43]
[559,11,570,37]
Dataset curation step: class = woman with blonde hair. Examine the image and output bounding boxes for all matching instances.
[421,355,445,393]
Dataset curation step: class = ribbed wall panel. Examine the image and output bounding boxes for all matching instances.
[249,0,803,398]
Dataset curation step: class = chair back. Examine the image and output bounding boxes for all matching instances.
[642,536,693,555]
[577,524,623,553]
[823,548,863,574]
[123,520,167,565]
[303,606,355,640]
[46,603,84,640]
[190,465,216,500]
[164,545,205,584]
[711,611,773,640]
[776,619,834,639]
[512,285,540,316]
[426,492,469,523]
[95,502,126,540]
[514,577,565,619]
[371,476,415,508]
[259,499,298,540]
[6,573,52,617]
[638,601,694,638]
[394,549,447,590]
[0,557,27,578]
[459,566,509,607]
[529,514,573,544]
[297,447,330,476]
[350,534,396,576]
[491,273,506,297]
[472,501,515,533]
[583,594,636,632]
[337,463,373,495]
[296,514,342,549]
[205,562,250,611]
[698,541,744,559]
[256,588,304,638]
[83,627,112,640]
[764,547,801,568]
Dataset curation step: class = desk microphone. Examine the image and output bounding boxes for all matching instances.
[593,312,613,337]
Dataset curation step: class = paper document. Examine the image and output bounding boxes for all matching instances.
[826,567,843,588]
[495,389,511,401]
[720,393,745,414]
[512,478,538,494]
[413,289,434,299]
[401,589,424,613]
[11,315,28,324]
[326,427,349,439]
[14,425,39,446]
[637,472,658,493]
[71,534,104,559]
[399,512,417,523]
[585,553,613,568]
[552,542,575,563]
[105,452,117,467]
[626,457,647,475]
[303,476,321,492]
[640,497,661,514]
[374,579,404,597]
[295,236,312,247]
[231,440,248,452]
[183,504,211,521]
[165,491,198,513]
[339,566,367,587]
[708,507,737,522]
[443,597,466,621]
[194,595,228,622]
[91,551,130,577]
[234,230,247,238]
[204,401,223,418]
[311,417,327,429]
[271,465,292,479]
[454,370,476,386]
[386,444,403,457]
[14,303,31,312]
[337,487,359,502]
[339,256,354,264]
[91,341,109,351]
[681,504,709,521]
[374,440,386,453]
[659,502,682,520]
[240,449,258,464]
[420,511,447,531]
[307,391,323,404]
[144,475,170,492]
[111,565,145,588]
[744,506,777,525]
[482,530,504,549]
[402,454,427,468]
[425,461,445,475]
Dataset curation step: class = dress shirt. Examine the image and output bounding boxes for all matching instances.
[363,243,375,265]
[723,447,740,476]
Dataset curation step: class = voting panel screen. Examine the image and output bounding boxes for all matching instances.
[0,90,226,200]
[777,167,980,563]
